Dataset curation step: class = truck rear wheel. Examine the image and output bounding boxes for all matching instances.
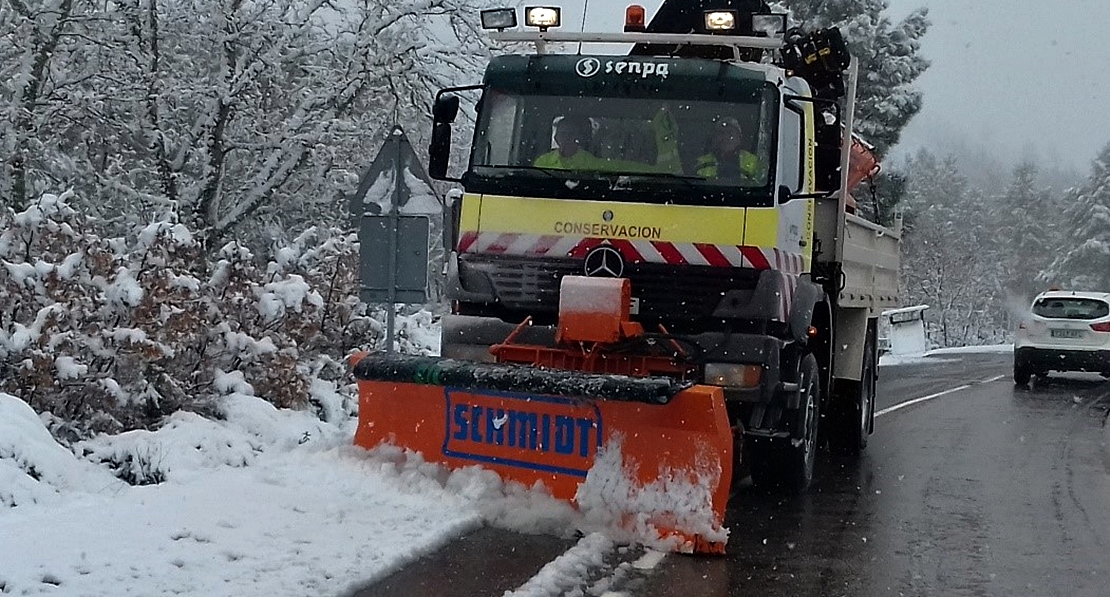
[828,326,875,457]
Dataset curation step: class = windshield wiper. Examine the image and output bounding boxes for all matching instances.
[474,165,563,180]
[475,166,714,193]
[613,171,705,192]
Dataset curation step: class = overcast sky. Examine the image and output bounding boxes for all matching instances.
[571,0,1110,172]
[883,0,1110,172]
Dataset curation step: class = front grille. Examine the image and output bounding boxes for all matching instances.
[460,254,760,326]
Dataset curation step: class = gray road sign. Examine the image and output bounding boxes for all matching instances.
[358,215,429,304]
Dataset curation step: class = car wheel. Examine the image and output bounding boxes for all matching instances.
[1014,362,1032,385]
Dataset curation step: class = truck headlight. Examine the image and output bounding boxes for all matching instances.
[703,10,737,32]
[704,363,762,388]
[480,8,517,31]
[525,6,561,30]
[752,13,787,39]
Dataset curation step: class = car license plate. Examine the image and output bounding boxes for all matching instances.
[1051,328,1084,338]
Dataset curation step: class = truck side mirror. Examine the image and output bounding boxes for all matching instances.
[429,122,453,180]
[429,94,461,181]
[433,94,460,124]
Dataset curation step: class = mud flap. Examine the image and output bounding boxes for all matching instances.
[352,363,733,554]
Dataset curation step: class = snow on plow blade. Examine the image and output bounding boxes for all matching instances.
[351,353,733,553]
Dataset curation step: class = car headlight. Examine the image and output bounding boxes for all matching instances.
[704,363,762,388]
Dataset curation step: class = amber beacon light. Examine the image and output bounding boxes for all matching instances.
[624,4,646,32]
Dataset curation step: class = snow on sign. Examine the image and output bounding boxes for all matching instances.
[349,126,442,218]
[351,126,440,305]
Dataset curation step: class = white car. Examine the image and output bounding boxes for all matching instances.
[1014,290,1110,384]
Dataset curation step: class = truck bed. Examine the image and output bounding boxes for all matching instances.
[838,213,900,312]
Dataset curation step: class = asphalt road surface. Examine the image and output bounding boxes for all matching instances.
[349,352,1110,596]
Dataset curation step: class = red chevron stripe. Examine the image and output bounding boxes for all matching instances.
[458,231,478,253]
[740,247,771,269]
[694,243,731,268]
[485,233,517,254]
[569,237,605,258]
[608,239,644,263]
[532,235,562,256]
[651,241,688,265]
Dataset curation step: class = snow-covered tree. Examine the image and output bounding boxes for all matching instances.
[1043,143,1110,289]
[991,161,1064,303]
[0,0,103,210]
[2,0,495,252]
[899,149,1006,346]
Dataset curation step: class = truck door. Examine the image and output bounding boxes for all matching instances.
[774,88,814,274]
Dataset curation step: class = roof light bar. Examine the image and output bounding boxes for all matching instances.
[525,6,561,31]
[480,8,517,31]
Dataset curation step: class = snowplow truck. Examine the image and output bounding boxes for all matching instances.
[352,0,900,554]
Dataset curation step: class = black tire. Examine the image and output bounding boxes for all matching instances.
[743,356,821,493]
[783,353,821,494]
[745,435,779,490]
[828,327,876,457]
[1013,361,1032,385]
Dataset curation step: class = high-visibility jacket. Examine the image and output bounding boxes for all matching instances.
[695,150,765,183]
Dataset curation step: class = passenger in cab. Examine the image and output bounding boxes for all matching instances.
[696,117,766,185]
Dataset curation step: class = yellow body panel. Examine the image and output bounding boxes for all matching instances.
[465,194,747,245]
[742,207,778,248]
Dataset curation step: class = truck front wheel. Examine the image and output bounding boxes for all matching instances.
[828,325,876,457]
[744,354,821,494]
[784,353,821,493]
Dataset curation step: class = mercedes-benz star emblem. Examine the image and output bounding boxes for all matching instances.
[583,246,625,278]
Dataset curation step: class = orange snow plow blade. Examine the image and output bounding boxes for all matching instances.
[351,356,733,554]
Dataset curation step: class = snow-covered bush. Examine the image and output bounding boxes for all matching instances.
[0,192,382,441]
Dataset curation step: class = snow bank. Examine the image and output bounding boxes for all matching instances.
[0,394,125,508]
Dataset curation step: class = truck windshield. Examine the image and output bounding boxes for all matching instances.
[468,86,778,206]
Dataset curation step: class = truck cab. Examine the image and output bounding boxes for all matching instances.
[442,52,816,339]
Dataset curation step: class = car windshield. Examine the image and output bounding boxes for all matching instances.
[1031,297,1110,320]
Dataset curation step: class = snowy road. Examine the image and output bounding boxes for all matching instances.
[349,352,1110,596]
[636,352,1110,596]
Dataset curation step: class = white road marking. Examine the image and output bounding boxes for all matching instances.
[631,549,667,570]
[980,374,1006,383]
[875,384,972,417]
[586,548,668,597]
